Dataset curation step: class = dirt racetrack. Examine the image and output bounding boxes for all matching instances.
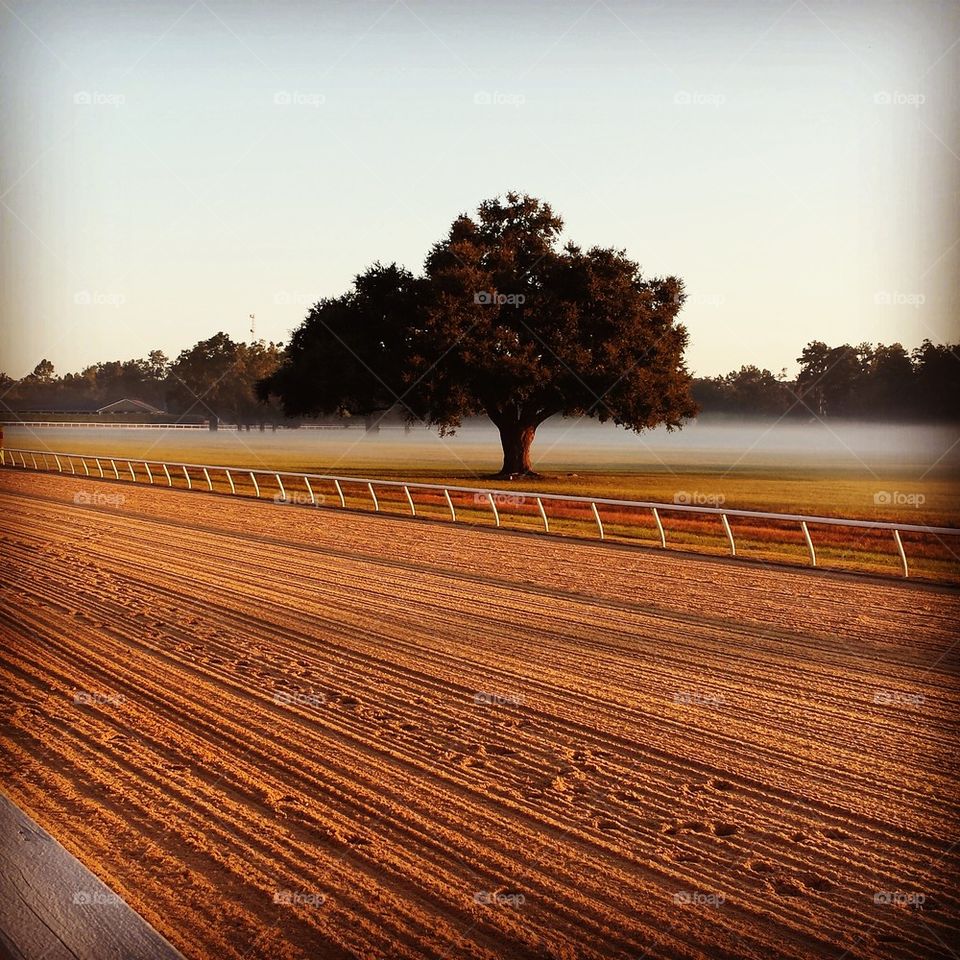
[1,469,958,959]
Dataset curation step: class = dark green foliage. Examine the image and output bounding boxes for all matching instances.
[261,193,698,474]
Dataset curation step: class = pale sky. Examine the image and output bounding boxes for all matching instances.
[1,0,958,379]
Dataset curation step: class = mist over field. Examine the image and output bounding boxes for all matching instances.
[8,417,958,475]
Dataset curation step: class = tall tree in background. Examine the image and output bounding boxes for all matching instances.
[262,194,698,476]
[170,333,284,424]
[862,343,914,418]
[29,359,56,383]
[145,350,169,381]
[912,339,960,421]
[796,341,868,417]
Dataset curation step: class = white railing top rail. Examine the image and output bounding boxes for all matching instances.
[0,421,208,429]
[5,446,958,538]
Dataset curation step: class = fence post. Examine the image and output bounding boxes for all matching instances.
[202,467,213,491]
[487,493,500,528]
[304,476,315,505]
[68,457,76,475]
[31,453,38,470]
[801,521,816,567]
[275,473,286,501]
[225,469,235,494]
[721,514,736,556]
[536,496,549,532]
[250,472,260,498]
[95,459,105,478]
[82,458,90,476]
[333,479,345,508]
[652,507,666,548]
[110,459,120,480]
[54,455,62,472]
[367,482,380,512]
[591,502,604,540]
[893,529,908,578]
[163,463,172,487]
[144,462,153,484]
[444,488,457,522]
[182,465,192,490]
[128,461,137,481]
[403,485,416,516]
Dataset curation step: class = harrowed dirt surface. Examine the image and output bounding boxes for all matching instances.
[1,469,958,960]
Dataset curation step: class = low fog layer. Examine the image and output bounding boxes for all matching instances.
[7,418,958,475]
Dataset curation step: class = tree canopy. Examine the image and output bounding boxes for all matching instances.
[260,193,698,475]
[169,333,284,425]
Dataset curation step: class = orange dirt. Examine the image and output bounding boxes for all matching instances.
[1,470,958,959]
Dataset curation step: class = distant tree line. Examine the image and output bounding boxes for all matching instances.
[0,334,286,426]
[695,340,958,420]
[2,335,957,424]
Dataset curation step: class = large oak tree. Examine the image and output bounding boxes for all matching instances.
[260,193,698,476]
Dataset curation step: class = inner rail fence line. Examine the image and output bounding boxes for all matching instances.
[0,421,369,430]
[3,446,958,580]
[1,421,211,430]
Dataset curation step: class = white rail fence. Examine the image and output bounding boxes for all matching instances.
[3,446,958,579]
[2,422,254,431]
[1,421,365,430]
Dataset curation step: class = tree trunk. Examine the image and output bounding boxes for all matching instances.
[497,422,538,477]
